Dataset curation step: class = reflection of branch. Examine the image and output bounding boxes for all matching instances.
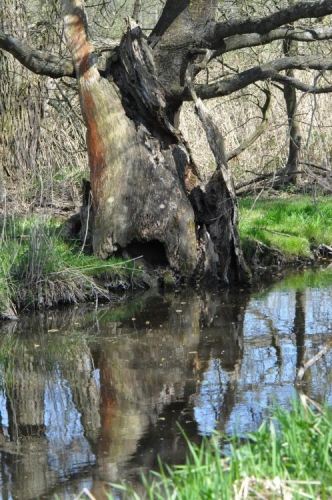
[295,335,332,384]
[227,87,271,161]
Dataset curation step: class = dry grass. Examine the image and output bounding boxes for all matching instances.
[233,476,323,499]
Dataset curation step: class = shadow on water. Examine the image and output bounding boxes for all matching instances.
[0,269,332,499]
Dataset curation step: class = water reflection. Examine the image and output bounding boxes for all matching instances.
[0,273,332,499]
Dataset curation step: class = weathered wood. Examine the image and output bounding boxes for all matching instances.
[63,3,198,274]
[186,66,251,284]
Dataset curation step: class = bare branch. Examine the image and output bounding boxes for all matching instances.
[191,26,332,62]
[172,56,332,101]
[211,0,332,44]
[0,30,75,78]
[273,73,332,94]
[227,87,271,161]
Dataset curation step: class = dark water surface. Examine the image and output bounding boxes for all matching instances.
[1,270,332,499]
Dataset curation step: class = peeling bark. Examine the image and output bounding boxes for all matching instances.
[63,5,198,274]
[185,73,250,283]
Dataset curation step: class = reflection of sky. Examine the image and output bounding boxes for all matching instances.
[45,368,84,446]
[305,288,332,334]
[44,369,96,477]
[194,359,229,435]
[0,382,8,428]
[194,286,332,437]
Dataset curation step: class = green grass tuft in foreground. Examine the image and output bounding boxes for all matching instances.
[104,399,332,500]
[239,196,332,258]
[0,216,144,316]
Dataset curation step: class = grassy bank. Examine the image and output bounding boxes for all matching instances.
[239,196,332,259]
[0,216,144,318]
[104,399,332,500]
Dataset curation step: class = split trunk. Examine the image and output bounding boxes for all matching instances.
[64,2,251,285]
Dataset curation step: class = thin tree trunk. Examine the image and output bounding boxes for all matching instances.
[283,37,301,185]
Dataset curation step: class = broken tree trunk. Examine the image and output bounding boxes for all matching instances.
[186,68,250,283]
[63,1,251,285]
[63,6,198,275]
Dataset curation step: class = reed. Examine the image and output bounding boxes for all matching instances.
[0,216,144,316]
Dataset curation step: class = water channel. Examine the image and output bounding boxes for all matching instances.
[1,269,332,499]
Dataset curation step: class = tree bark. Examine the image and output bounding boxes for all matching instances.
[283,22,301,185]
[62,0,250,284]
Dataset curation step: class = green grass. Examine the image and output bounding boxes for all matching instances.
[2,195,332,316]
[239,196,332,258]
[105,399,332,500]
[0,216,144,316]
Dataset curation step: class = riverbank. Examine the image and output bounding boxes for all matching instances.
[1,195,332,319]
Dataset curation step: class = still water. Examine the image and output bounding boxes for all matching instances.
[1,270,332,499]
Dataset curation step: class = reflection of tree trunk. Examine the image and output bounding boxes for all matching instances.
[4,349,50,500]
[6,350,45,438]
[283,37,301,185]
[293,290,306,370]
[88,292,204,481]
[195,290,248,433]
[61,347,101,443]
[197,291,246,371]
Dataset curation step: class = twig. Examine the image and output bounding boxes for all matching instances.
[79,190,92,257]
[300,161,331,173]
[260,227,292,237]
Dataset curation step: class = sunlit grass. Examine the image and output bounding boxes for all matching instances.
[239,196,332,257]
[101,399,332,500]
